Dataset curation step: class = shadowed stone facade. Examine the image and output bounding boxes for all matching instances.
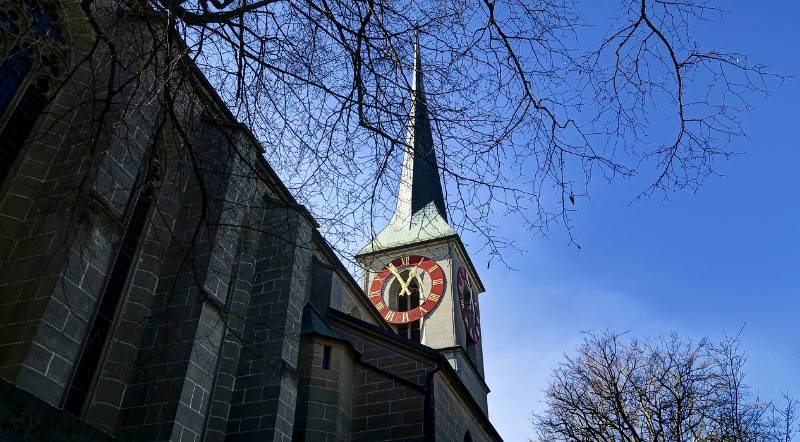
[0,0,502,440]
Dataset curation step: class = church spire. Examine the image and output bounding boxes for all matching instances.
[356,37,455,257]
[395,35,448,222]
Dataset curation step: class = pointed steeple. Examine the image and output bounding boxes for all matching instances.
[395,35,448,222]
[357,37,455,257]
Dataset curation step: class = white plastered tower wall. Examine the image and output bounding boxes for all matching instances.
[356,236,490,412]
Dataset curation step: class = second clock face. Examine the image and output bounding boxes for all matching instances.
[457,266,481,342]
[368,255,445,324]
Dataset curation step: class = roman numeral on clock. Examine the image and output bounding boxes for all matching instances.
[371,255,445,325]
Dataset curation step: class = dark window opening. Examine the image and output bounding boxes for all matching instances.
[464,430,473,442]
[0,1,64,188]
[397,278,421,342]
[0,50,47,187]
[0,50,31,114]
[0,81,47,186]
[321,345,332,370]
[63,187,153,415]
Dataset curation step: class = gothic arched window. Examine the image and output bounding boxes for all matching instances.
[0,0,69,187]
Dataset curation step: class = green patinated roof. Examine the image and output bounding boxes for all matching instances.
[358,37,455,257]
[358,202,455,256]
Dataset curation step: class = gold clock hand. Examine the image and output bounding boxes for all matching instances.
[387,263,404,281]
[388,262,420,297]
[402,265,419,289]
[387,263,411,296]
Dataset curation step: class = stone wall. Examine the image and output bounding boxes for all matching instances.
[331,316,435,442]
[438,347,489,413]
[293,336,354,441]
[432,373,496,442]
[0,3,503,442]
[0,1,120,406]
[1,4,318,441]
[225,204,313,442]
[351,364,426,442]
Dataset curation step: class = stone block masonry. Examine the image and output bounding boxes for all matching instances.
[226,204,313,442]
[0,1,504,441]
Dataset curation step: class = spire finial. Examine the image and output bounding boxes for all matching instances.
[412,29,423,97]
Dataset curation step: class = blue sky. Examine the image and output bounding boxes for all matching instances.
[474,2,800,440]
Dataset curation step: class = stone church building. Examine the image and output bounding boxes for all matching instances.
[0,0,502,440]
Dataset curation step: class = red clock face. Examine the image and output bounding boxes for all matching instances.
[457,267,481,342]
[368,255,446,324]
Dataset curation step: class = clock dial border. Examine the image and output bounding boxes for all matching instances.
[368,254,445,324]
[457,266,481,343]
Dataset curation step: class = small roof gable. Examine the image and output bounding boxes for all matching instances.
[300,303,343,340]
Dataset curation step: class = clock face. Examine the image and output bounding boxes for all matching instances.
[457,267,481,342]
[368,255,445,324]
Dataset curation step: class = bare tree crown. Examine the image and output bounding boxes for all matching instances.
[533,332,798,442]
[67,0,777,263]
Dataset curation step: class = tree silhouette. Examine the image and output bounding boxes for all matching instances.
[533,332,798,442]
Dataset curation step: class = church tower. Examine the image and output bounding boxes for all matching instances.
[356,38,489,410]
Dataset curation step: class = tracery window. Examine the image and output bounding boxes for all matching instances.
[0,0,69,186]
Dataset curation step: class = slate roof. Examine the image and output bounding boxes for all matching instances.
[300,303,344,341]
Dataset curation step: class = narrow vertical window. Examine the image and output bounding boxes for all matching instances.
[397,272,421,342]
[0,1,65,187]
[0,80,47,185]
[0,50,41,186]
[64,187,153,415]
[321,345,332,370]
[0,51,32,115]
